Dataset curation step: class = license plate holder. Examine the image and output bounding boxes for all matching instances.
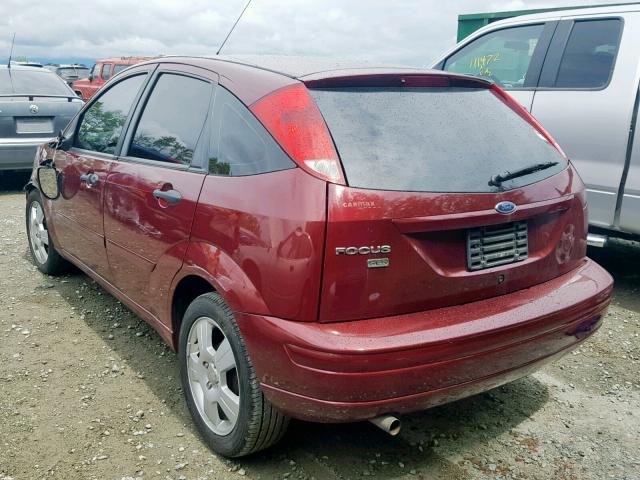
[467,221,529,271]
[16,117,54,134]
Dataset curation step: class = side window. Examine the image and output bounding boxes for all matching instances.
[209,87,295,176]
[128,73,212,165]
[75,74,146,154]
[443,24,545,88]
[113,64,127,75]
[90,64,101,80]
[101,64,112,81]
[554,19,622,89]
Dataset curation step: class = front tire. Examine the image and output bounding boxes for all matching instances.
[179,292,289,457]
[26,189,68,275]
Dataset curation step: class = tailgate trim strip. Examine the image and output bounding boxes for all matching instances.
[392,194,574,233]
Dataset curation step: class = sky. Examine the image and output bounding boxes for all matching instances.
[0,0,634,67]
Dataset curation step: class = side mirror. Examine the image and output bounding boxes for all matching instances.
[59,132,73,151]
[47,130,63,148]
[37,166,60,200]
[88,73,94,81]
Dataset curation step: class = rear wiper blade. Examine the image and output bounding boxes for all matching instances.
[488,161,559,187]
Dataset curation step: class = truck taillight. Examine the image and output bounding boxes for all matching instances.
[490,84,568,160]
[250,83,346,184]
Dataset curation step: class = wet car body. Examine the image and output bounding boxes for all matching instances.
[26,56,613,455]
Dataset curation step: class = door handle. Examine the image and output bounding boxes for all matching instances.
[153,188,182,205]
[79,173,99,186]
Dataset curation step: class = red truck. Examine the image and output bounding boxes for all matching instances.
[72,56,154,100]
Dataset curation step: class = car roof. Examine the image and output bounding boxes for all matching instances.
[128,54,483,106]
[100,56,157,65]
[479,2,640,28]
[205,54,426,79]
[151,54,436,81]
[431,3,640,67]
[0,64,56,72]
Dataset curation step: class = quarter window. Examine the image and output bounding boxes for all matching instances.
[113,64,128,75]
[128,74,212,166]
[101,64,112,81]
[208,87,295,176]
[75,74,146,154]
[443,24,545,88]
[554,19,621,89]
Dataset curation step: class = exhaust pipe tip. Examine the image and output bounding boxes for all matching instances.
[369,415,401,436]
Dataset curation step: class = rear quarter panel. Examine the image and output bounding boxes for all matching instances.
[185,168,327,321]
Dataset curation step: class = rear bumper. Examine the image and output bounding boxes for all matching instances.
[236,258,613,422]
[0,138,49,170]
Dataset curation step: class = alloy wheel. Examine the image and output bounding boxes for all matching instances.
[28,201,49,265]
[186,316,241,436]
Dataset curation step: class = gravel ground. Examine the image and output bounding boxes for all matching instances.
[1,172,639,480]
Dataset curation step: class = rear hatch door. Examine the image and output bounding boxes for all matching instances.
[308,74,587,322]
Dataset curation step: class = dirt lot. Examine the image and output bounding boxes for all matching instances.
[1,172,639,480]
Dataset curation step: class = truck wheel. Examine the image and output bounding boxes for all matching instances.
[179,292,289,457]
[25,189,68,275]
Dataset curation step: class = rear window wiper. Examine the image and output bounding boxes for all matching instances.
[488,161,559,187]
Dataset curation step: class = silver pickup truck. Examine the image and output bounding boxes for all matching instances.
[432,4,640,245]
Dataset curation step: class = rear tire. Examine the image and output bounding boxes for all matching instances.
[179,292,289,457]
[25,189,68,275]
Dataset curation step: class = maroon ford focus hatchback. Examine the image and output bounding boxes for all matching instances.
[26,56,613,457]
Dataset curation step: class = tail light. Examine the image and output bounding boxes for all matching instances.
[490,84,567,160]
[250,83,346,184]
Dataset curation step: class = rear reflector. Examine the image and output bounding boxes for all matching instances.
[250,83,345,184]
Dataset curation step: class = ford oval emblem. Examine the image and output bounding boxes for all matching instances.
[495,201,517,215]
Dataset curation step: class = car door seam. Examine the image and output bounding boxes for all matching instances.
[613,82,640,227]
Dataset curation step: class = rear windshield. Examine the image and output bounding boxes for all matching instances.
[310,87,567,192]
[0,69,72,96]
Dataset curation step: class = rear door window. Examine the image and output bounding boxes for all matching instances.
[90,64,101,80]
[554,19,622,89]
[208,87,295,176]
[128,73,212,166]
[75,74,147,154]
[310,87,567,192]
[443,24,545,88]
[101,64,112,81]
[101,63,111,80]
